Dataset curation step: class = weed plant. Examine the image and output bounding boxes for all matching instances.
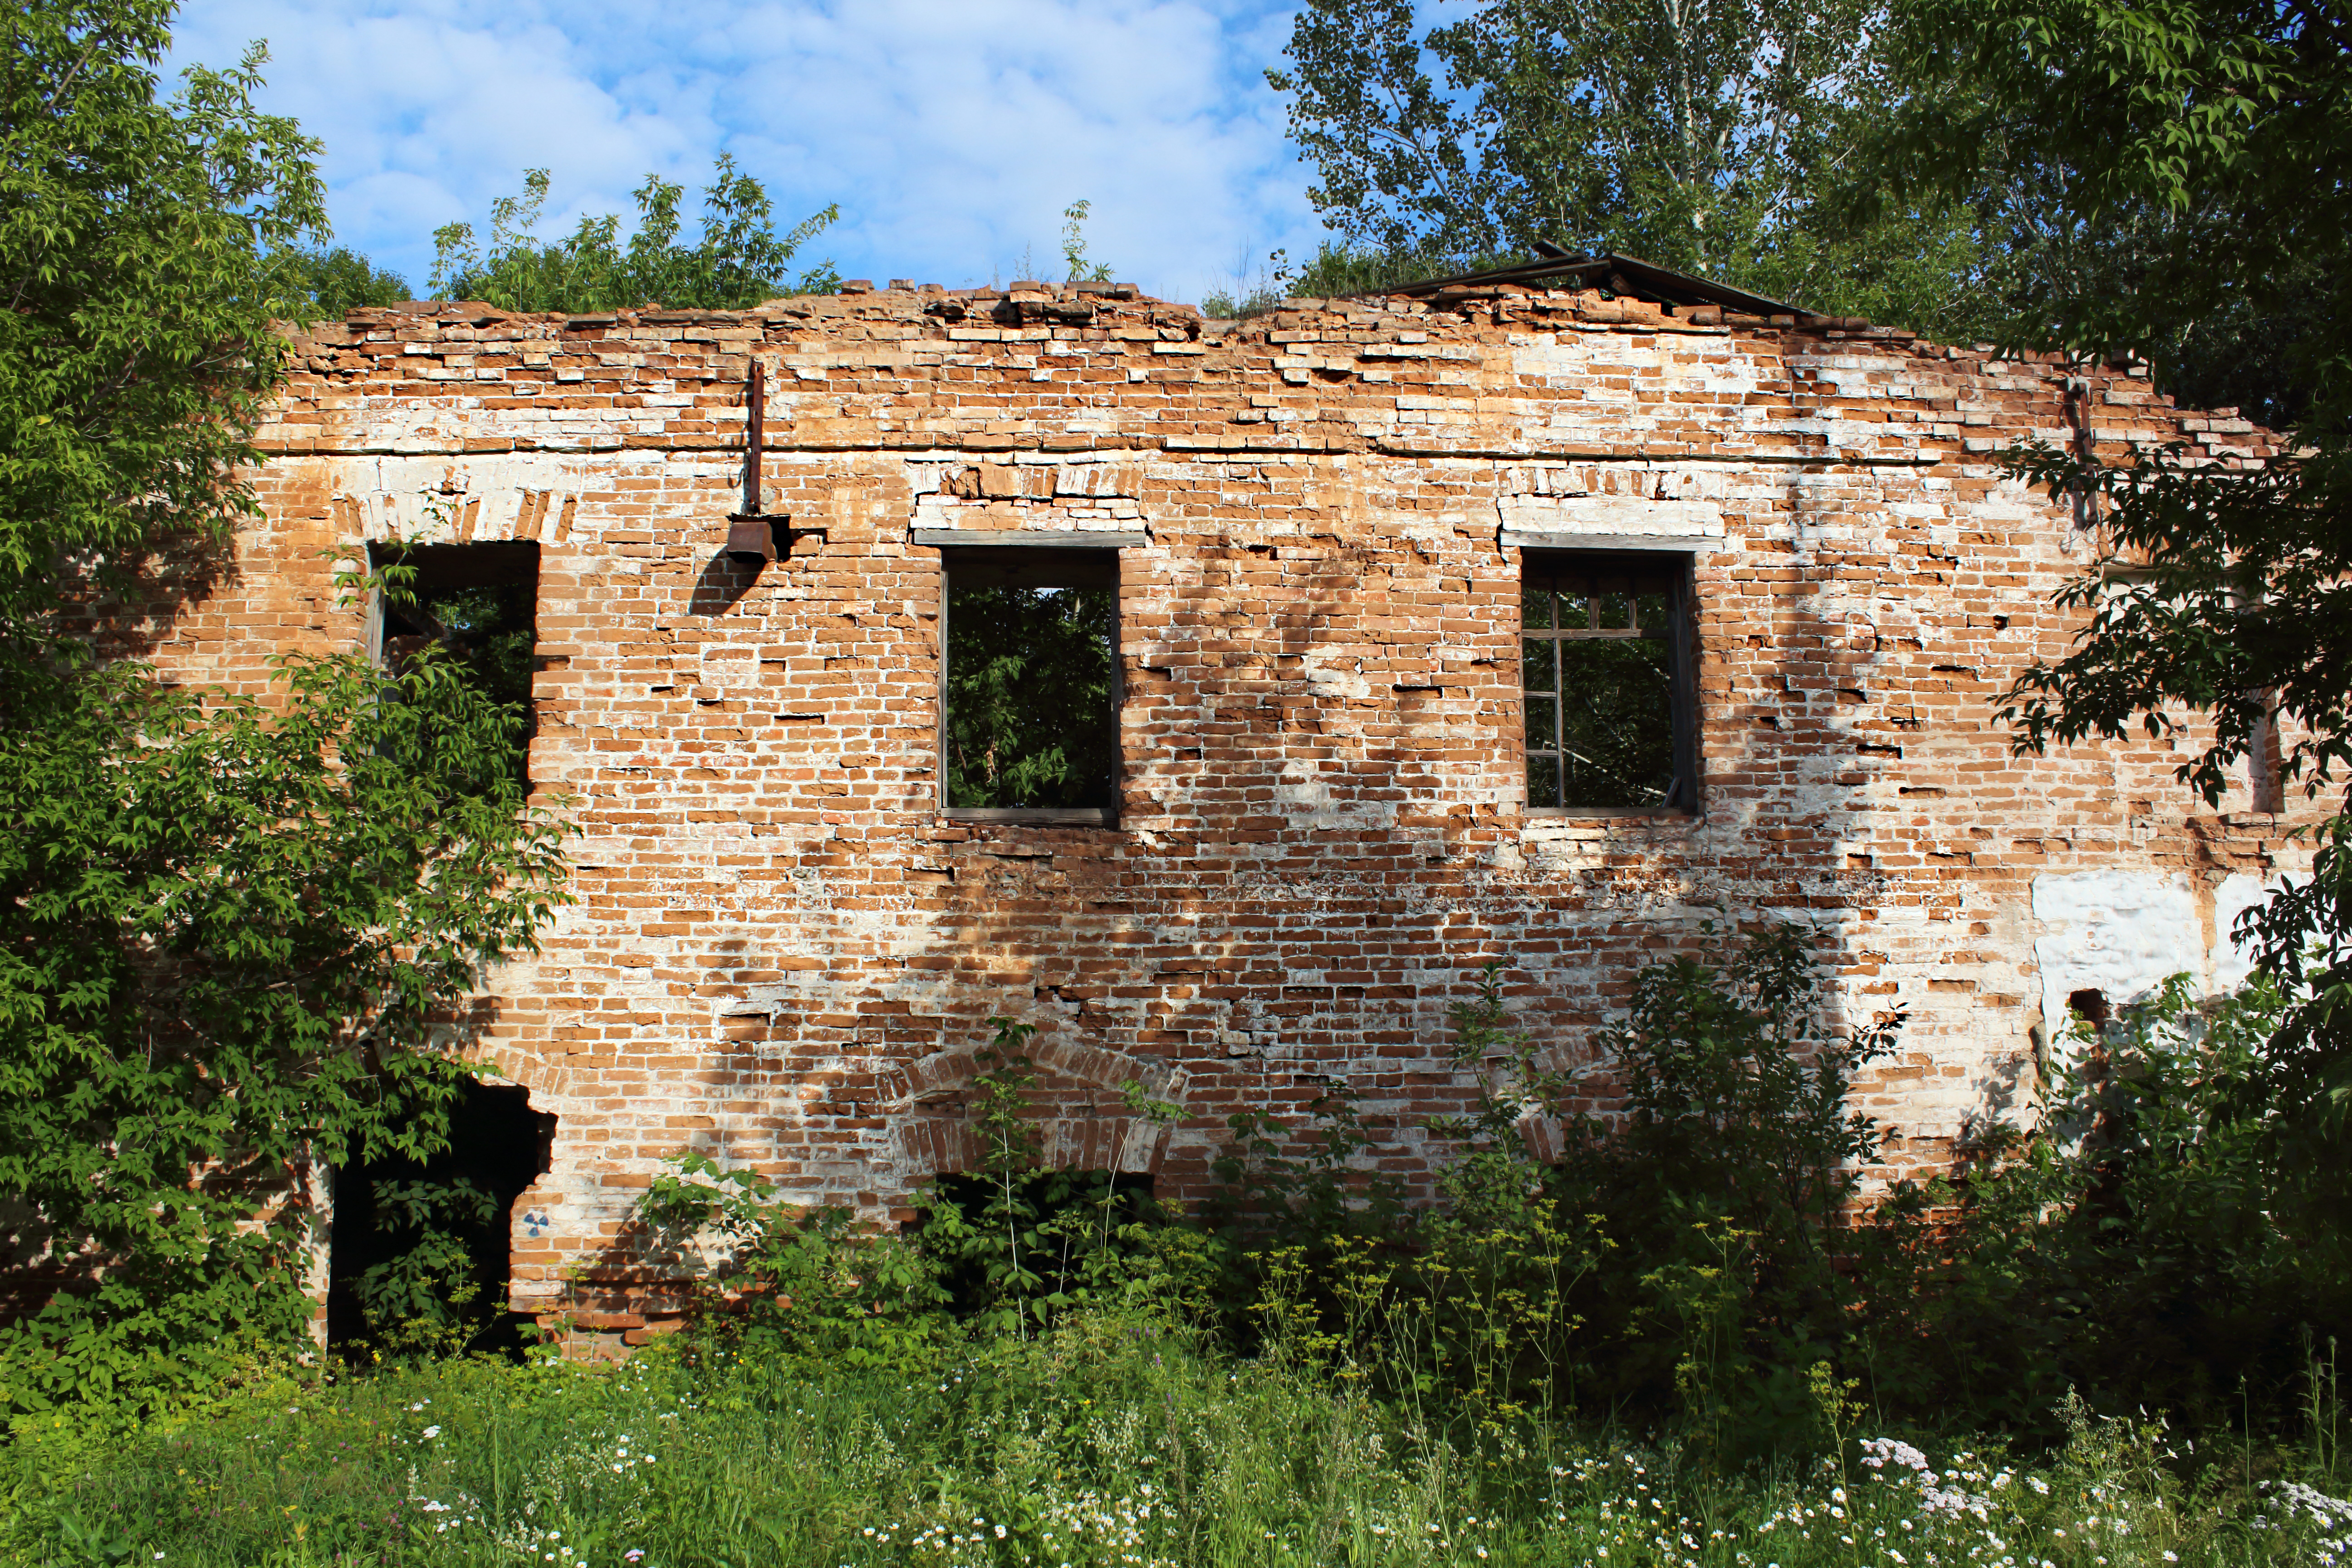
[1194,933,2352,1452]
[5,1308,2348,1568]
[612,931,2347,1458]
[10,930,2352,1564]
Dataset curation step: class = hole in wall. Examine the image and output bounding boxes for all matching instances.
[2067,988,2111,1029]
[913,1170,1156,1316]
[325,1080,556,1361]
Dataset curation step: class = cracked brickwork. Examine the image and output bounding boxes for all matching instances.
[124,278,2310,1345]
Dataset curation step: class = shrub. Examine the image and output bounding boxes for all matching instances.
[635,1019,1209,1366]
[1903,975,2352,1435]
[345,933,2352,1463]
[1540,924,1904,1450]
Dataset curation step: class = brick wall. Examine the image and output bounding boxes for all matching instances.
[131,279,2306,1343]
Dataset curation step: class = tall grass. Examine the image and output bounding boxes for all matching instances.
[13,947,2351,1564]
[4,1309,2345,1568]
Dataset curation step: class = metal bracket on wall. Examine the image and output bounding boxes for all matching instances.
[2063,374,2101,533]
[726,365,773,562]
[722,365,829,562]
[725,516,828,563]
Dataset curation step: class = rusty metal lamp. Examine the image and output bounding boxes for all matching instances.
[726,368,782,563]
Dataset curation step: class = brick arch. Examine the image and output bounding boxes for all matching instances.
[881,1035,1189,1181]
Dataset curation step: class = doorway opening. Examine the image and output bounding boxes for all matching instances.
[325,1079,555,1360]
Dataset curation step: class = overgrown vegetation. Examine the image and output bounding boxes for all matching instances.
[10,7,2352,1562]
[10,948,2352,1559]
[1894,0,2352,1279]
[16,937,2340,1563]
[428,160,839,314]
[269,244,412,318]
[1888,977,2351,1434]
[620,931,2347,1455]
[0,0,571,1415]
[1060,199,1115,284]
[6,1311,2347,1568]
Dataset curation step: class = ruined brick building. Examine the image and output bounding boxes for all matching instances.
[132,255,2306,1344]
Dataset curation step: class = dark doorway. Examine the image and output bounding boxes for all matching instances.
[325,1080,555,1359]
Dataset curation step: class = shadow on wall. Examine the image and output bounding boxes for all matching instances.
[59,519,241,665]
[627,476,1971,1240]
[854,516,1618,1196]
[610,521,1464,1231]
[1784,450,2078,1168]
[887,525,1482,1191]
[689,550,764,617]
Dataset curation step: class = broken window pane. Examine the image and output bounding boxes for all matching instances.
[1521,554,1690,810]
[943,549,1117,812]
[1527,752,1562,806]
[1556,640,1675,805]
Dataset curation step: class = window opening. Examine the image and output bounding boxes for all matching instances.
[940,546,1119,820]
[1521,552,1694,810]
[2250,699,2284,811]
[369,541,539,786]
[324,1079,556,1362]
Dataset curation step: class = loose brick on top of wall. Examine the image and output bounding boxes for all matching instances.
[115,279,2307,1326]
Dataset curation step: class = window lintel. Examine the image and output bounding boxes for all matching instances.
[912,529,1147,549]
[1501,529,1716,554]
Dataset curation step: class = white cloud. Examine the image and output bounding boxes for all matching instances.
[166,0,1324,305]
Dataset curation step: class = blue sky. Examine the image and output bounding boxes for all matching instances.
[165,0,1328,306]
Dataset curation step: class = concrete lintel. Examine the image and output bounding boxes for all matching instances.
[1501,529,1717,554]
[911,529,1149,548]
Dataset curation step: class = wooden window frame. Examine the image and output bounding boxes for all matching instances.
[1519,548,1698,816]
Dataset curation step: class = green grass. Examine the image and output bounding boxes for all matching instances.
[2,1312,2345,1568]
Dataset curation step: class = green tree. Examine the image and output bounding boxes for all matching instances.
[430,158,839,313]
[0,1,322,594]
[269,243,411,319]
[945,583,1117,810]
[1867,0,2352,1209]
[1872,1,2348,385]
[0,641,571,1411]
[1266,0,2017,337]
[0,0,571,1411]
